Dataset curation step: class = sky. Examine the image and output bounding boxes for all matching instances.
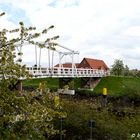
[0,0,140,69]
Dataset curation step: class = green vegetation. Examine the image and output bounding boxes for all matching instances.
[23,76,140,98]
[94,76,140,97]
[111,59,125,76]
[23,78,81,91]
[23,78,59,90]
[0,12,65,139]
[111,59,140,77]
[2,10,140,140]
[22,76,140,139]
[0,91,66,139]
[56,97,140,140]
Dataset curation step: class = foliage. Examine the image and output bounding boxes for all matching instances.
[0,12,66,139]
[0,12,58,91]
[63,85,69,90]
[76,88,96,97]
[129,69,140,77]
[0,91,66,139]
[58,97,140,140]
[111,59,124,76]
[111,59,140,77]
[68,80,74,90]
[123,65,129,76]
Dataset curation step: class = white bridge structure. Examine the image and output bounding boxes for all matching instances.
[24,43,108,78]
[16,41,109,78]
[26,67,108,78]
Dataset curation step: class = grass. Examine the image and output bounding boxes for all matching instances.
[23,78,81,91]
[23,78,59,90]
[23,76,140,97]
[94,76,140,97]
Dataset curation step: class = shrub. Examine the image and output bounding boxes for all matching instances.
[76,89,98,97]
[0,91,66,139]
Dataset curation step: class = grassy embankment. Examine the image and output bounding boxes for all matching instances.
[94,76,140,97]
[23,76,140,97]
[23,78,81,91]
[23,78,59,91]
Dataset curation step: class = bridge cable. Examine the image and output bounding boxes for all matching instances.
[48,47,50,69]
[35,45,37,67]
[51,50,53,68]
[39,47,41,68]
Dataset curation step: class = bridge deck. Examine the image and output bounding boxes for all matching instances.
[27,67,110,78]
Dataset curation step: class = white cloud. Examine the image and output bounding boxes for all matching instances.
[0,0,140,69]
[0,12,16,30]
[122,26,140,37]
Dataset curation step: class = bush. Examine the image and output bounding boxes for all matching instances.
[0,90,66,139]
[59,98,140,140]
[75,88,99,97]
[120,87,140,106]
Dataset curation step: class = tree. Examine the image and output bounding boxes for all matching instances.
[136,70,140,77]
[0,12,66,139]
[123,65,129,76]
[111,59,124,76]
[0,12,59,91]
[129,69,140,77]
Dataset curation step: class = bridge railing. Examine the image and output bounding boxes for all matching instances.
[26,67,109,78]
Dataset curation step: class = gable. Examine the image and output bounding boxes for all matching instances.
[78,58,109,70]
[78,58,92,68]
